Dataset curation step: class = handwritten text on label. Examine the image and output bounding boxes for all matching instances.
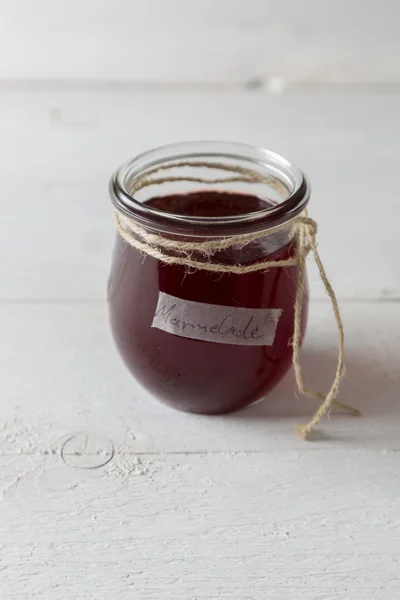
[152,292,282,346]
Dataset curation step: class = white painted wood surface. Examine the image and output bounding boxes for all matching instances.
[2,451,400,599]
[0,0,399,83]
[1,86,400,599]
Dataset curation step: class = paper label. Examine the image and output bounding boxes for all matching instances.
[152,292,282,346]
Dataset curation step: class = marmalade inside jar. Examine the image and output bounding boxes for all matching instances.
[108,191,308,414]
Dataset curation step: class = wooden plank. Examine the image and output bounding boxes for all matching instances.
[0,302,398,454]
[1,450,400,598]
[0,0,399,83]
[0,89,399,301]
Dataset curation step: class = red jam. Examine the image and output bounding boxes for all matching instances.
[108,191,308,414]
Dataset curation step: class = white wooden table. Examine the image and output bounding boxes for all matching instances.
[1,84,399,598]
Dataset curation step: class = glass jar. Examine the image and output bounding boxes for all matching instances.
[108,142,310,415]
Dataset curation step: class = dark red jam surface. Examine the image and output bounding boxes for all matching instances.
[108,191,308,414]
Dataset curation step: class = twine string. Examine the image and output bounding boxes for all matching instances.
[113,161,360,439]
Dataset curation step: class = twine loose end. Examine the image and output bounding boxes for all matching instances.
[295,425,309,440]
[333,400,362,417]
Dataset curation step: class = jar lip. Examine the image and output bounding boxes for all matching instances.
[110,141,311,235]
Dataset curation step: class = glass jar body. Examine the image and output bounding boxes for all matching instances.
[108,142,310,415]
[108,229,308,415]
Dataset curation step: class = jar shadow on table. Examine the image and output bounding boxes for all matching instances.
[230,346,400,423]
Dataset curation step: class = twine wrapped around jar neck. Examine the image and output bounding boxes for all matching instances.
[113,162,360,439]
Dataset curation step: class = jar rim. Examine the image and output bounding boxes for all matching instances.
[109,141,311,236]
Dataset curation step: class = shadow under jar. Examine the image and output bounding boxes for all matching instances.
[108,142,310,415]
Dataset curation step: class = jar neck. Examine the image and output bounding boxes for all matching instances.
[109,142,310,238]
